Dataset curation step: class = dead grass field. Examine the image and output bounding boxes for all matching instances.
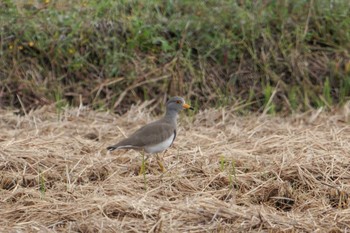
[1,103,350,232]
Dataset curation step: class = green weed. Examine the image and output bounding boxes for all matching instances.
[288,86,299,111]
[219,155,226,172]
[54,89,67,118]
[339,76,350,104]
[323,78,333,106]
[1,0,349,113]
[38,171,46,196]
[263,83,276,114]
[219,156,237,190]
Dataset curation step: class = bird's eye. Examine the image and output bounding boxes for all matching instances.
[176,100,181,104]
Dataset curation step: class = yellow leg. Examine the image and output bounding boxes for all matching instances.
[156,153,166,173]
[139,151,147,176]
[139,151,148,190]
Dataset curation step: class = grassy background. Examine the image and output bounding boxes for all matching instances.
[1,0,350,114]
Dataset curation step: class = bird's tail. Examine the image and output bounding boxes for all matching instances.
[107,143,136,151]
[106,145,117,151]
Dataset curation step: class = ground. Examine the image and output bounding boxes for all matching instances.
[0,103,350,232]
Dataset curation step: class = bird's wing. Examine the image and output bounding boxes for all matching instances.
[112,122,176,149]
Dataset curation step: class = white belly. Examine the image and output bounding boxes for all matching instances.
[144,133,174,153]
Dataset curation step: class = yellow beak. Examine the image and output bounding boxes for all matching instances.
[183,103,194,110]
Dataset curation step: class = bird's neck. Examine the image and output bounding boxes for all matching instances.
[164,110,178,125]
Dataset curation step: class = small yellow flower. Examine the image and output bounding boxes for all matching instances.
[18,45,23,50]
[29,41,34,47]
[9,45,13,50]
[44,0,50,4]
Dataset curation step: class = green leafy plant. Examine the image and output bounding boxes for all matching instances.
[1,0,349,113]
[323,78,333,106]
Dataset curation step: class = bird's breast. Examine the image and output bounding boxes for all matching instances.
[144,133,175,153]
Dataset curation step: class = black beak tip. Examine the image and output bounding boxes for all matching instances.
[189,106,194,110]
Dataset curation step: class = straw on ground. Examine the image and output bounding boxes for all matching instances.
[0,103,349,232]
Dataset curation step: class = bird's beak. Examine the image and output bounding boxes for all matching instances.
[183,103,194,110]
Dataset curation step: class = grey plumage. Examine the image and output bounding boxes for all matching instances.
[107,96,193,153]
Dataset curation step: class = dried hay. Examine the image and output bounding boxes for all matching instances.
[0,102,350,232]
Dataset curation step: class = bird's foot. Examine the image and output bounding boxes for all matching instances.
[156,154,167,173]
[157,160,167,173]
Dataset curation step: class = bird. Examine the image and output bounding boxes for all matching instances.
[107,96,194,172]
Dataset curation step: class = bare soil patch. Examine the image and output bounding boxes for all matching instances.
[1,104,350,232]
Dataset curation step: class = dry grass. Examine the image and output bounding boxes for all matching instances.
[1,102,350,232]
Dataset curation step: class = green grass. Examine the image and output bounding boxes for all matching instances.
[229,159,237,190]
[263,82,276,114]
[340,75,350,104]
[219,156,237,189]
[38,170,46,197]
[323,78,333,106]
[1,0,349,113]
[219,155,226,172]
[54,89,67,118]
[288,86,299,111]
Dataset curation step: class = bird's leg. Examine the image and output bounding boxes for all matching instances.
[139,151,147,176]
[156,152,167,173]
[139,151,148,190]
